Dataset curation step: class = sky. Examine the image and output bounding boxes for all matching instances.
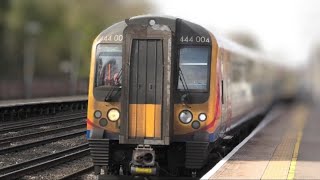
[153,0,320,67]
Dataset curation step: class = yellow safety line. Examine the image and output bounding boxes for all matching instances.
[287,131,303,180]
[261,105,308,180]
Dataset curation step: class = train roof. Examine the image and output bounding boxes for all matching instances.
[97,15,294,70]
[215,35,269,62]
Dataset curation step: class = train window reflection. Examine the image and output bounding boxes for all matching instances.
[95,44,122,87]
[178,47,210,91]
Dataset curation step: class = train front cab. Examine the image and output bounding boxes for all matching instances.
[87,16,221,177]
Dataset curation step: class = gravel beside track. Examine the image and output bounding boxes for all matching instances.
[59,165,94,180]
[80,171,97,180]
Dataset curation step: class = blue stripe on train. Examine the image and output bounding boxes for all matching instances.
[86,130,91,139]
[209,132,218,142]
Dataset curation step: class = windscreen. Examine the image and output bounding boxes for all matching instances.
[95,44,122,87]
[178,47,210,91]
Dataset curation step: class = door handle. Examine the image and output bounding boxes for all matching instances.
[149,83,153,90]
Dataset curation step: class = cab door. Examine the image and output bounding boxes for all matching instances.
[128,39,163,139]
[120,23,173,145]
[220,49,232,134]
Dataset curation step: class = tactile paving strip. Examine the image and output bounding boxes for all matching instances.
[261,105,307,179]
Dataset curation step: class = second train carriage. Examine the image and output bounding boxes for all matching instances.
[86,15,296,177]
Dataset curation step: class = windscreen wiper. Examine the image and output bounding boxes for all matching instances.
[104,69,122,102]
[178,67,191,108]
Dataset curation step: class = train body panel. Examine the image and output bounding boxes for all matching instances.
[216,39,276,133]
[86,15,296,177]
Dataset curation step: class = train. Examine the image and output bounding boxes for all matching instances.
[86,15,297,178]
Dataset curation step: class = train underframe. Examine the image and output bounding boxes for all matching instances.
[88,138,219,177]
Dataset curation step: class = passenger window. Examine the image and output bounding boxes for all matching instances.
[178,47,210,91]
[95,44,122,87]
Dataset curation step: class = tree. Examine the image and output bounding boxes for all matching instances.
[0,0,10,77]
[4,0,151,79]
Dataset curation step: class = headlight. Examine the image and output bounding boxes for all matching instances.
[94,110,102,119]
[107,108,120,121]
[199,113,207,121]
[179,110,193,124]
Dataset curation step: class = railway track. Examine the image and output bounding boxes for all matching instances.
[1,111,85,127]
[0,113,86,134]
[0,145,90,179]
[0,123,85,144]
[0,97,91,179]
[0,130,86,155]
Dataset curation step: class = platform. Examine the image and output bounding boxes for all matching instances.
[0,95,87,108]
[202,103,320,179]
